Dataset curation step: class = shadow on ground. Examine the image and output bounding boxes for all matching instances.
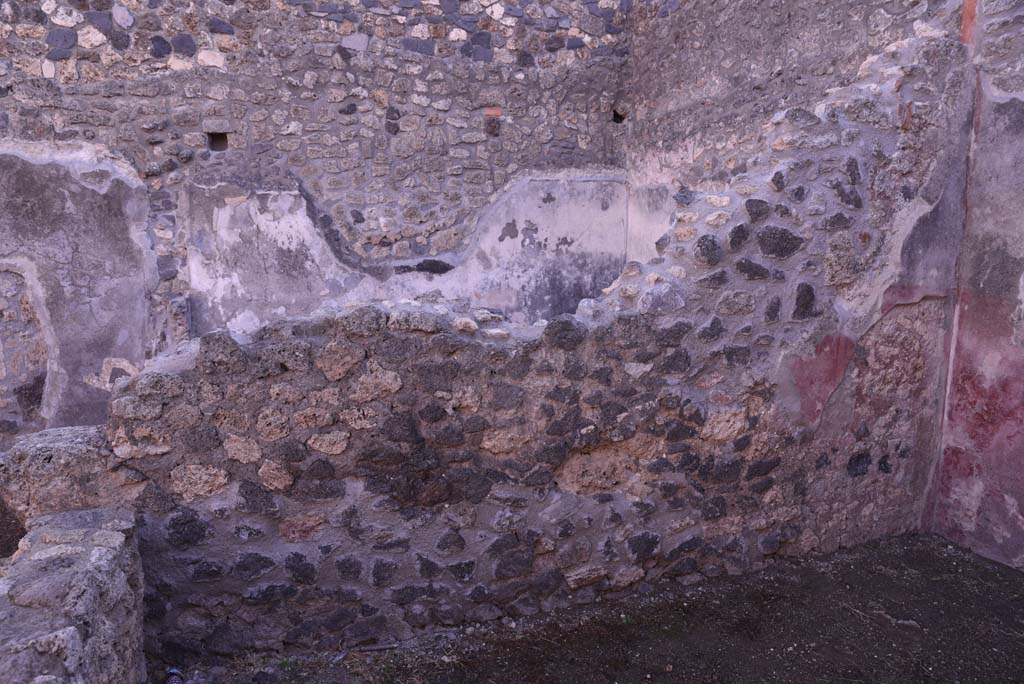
[205,535,1024,684]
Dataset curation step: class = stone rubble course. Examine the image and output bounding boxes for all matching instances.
[104,270,949,656]
[0,508,145,684]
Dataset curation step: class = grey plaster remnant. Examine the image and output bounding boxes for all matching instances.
[341,33,370,51]
[0,144,155,429]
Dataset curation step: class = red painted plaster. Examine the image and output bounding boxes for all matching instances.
[789,334,857,424]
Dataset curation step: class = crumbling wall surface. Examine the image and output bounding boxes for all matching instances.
[0,508,146,684]
[0,144,155,442]
[925,0,1024,568]
[0,497,24,559]
[89,4,979,661]
[620,0,976,536]
[624,0,959,186]
[0,271,49,447]
[0,0,996,669]
[0,426,145,524]
[0,0,631,341]
[107,294,945,660]
[338,173,633,325]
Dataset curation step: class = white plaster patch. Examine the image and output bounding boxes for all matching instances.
[228,310,263,338]
[249,193,318,253]
[187,254,245,311]
[0,141,144,191]
[998,493,1024,545]
[978,349,1006,386]
[1010,271,1024,347]
[949,478,985,533]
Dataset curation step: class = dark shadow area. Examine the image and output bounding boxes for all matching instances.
[213,535,1024,684]
[207,132,229,152]
[0,498,25,558]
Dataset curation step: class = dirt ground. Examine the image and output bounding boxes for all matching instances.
[191,534,1024,684]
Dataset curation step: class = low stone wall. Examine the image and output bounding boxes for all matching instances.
[0,508,145,684]
[105,294,941,658]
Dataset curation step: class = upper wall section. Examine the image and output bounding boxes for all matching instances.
[336,173,637,326]
[181,173,638,335]
[0,0,630,268]
[624,0,959,186]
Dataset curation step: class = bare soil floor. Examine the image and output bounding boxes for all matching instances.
[198,535,1024,684]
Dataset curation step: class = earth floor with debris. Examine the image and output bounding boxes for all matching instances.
[189,535,1024,684]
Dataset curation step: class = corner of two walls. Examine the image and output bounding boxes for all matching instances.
[2,0,1024,666]
[923,0,1024,569]
[624,0,982,537]
[97,0,998,660]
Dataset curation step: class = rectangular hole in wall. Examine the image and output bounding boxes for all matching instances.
[207,132,229,152]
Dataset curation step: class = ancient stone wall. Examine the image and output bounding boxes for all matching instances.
[0,144,155,446]
[106,294,949,658]
[1,0,632,341]
[0,507,146,684]
[104,12,982,638]
[2,0,1021,675]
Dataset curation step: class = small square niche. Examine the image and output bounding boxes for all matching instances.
[207,132,229,152]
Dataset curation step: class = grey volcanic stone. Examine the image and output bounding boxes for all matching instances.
[756,226,804,258]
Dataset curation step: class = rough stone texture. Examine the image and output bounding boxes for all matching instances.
[0,0,1018,673]
[0,0,632,343]
[0,426,144,523]
[0,271,48,450]
[0,496,23,559]
[0,508,146,684]
[107,233,955,660]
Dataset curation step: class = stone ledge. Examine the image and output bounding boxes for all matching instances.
[0,426,145,523]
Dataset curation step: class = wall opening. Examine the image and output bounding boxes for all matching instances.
[207,132,229,152]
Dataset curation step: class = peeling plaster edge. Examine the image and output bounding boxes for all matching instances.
[0,257,66,425]
[460,169,629,258]
[0,140,144,192]
[918,62,984,532]
[922,291,964,526]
